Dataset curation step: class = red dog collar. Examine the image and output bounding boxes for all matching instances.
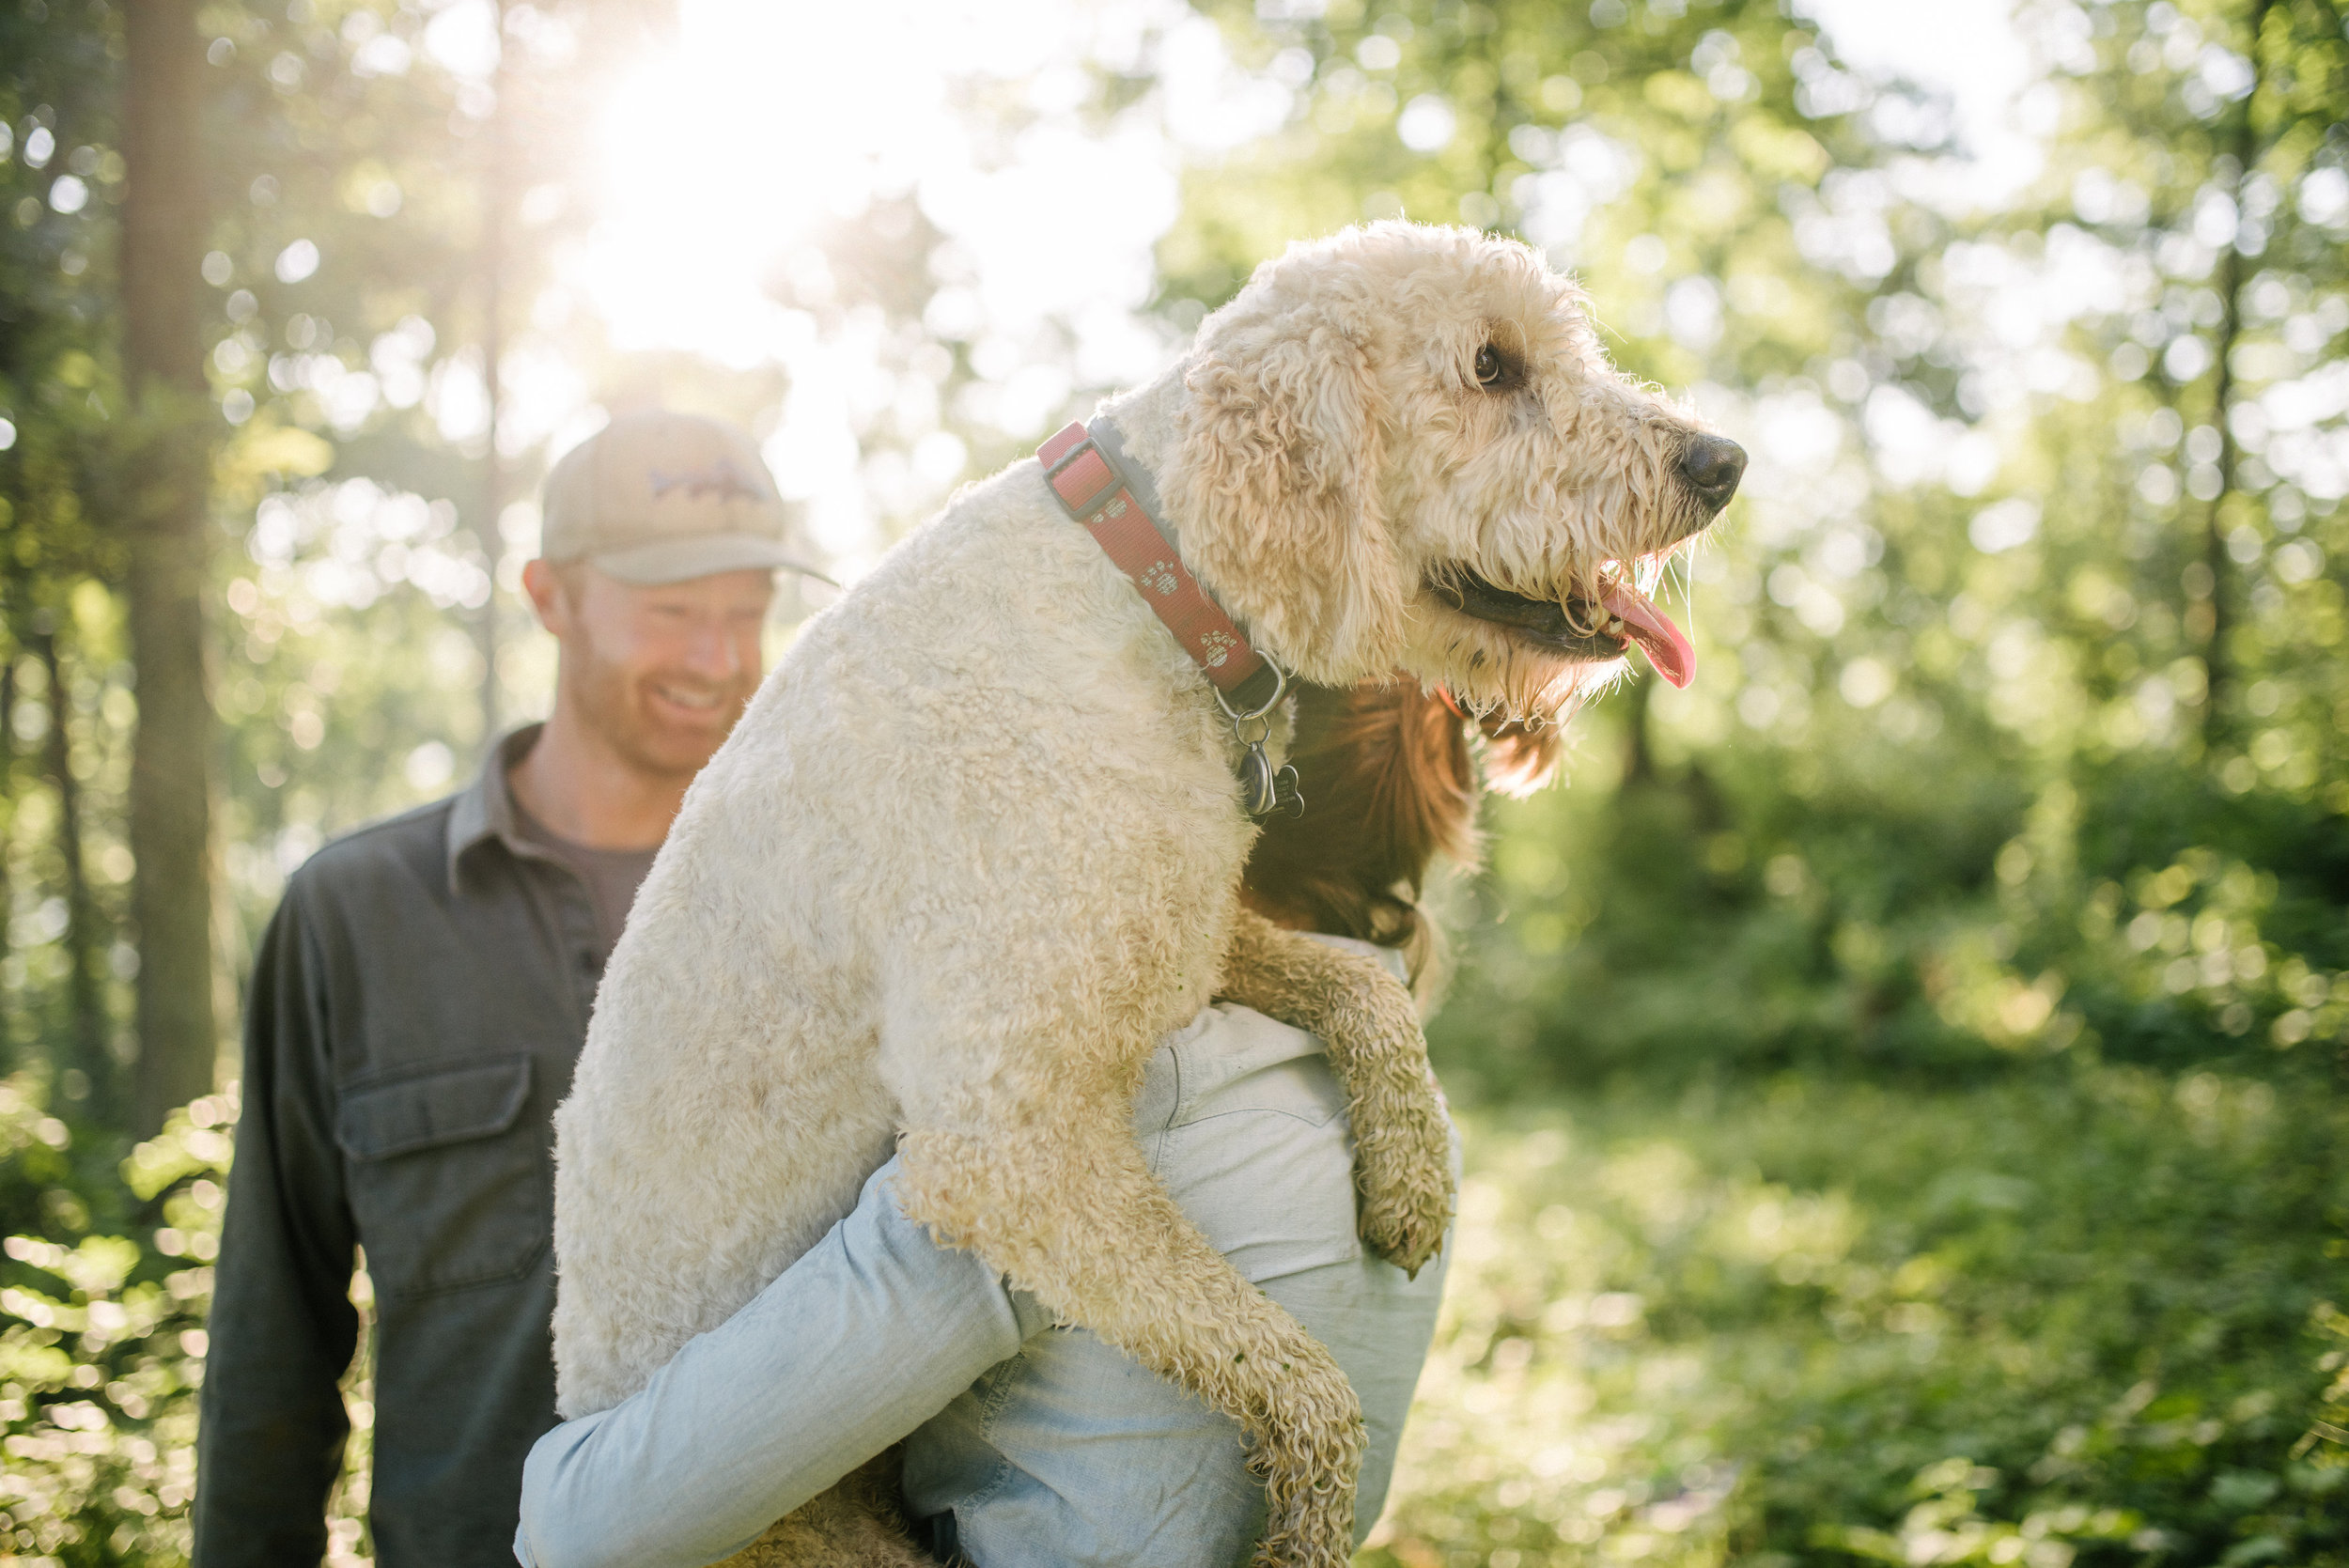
[1037,421,1283,719]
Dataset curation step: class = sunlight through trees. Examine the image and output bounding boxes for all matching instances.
[1,0,2345,1561]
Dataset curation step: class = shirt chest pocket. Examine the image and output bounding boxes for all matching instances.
[335,1056,547,1300]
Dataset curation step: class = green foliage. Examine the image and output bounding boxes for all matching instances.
[0,1075,227,1566]
[1146,8,2349,1558]
[2309,1301,2349,1479]
[3,0,661,1091]
[3,0,2344,1560]
[1370,1072,2349,1567]
[5,0,1081,1041]
[1432,720,2349,1085]
[0,1070,376,1568]
[1146,0,2349,1096]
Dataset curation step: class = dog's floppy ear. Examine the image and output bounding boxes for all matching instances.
[1169,300,1411,685]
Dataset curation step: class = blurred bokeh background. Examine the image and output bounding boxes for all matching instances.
[4,0,2348,1562]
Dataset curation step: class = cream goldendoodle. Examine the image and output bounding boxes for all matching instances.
[550,222,1743,1566]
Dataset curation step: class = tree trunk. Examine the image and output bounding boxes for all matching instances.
[475,0,510,758]
[0,629,16,1046]
[2198,0,2275,752]
[122,0,220,1135]
[34,624,111,1111]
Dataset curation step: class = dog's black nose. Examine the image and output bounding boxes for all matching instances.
[1678,434,1747,511]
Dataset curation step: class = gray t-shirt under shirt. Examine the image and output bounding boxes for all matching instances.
[509,801,659,961]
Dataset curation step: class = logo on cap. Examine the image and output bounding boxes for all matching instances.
[649,458,771,505]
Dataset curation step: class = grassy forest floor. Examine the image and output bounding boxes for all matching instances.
[6,1018,2348,1568]
[1365,1067,2349,1568]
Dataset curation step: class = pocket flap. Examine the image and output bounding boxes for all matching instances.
[338,1057,533,1161]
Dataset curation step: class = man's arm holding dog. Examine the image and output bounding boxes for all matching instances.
[516,1162,1048,1568]
[516,984,1451,1568]
[193,888,363,1567]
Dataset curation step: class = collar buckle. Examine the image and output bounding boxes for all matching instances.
[1042,435,1122,521]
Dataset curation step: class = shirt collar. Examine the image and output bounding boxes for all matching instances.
[445,723,550,896]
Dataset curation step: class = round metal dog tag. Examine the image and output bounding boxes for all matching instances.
[1237,744,1277,816]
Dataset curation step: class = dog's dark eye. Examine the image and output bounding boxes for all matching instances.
[1474,345,1504,388]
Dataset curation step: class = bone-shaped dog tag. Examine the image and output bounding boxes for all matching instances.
[1271,764,1303,819]
[1237,746,1305,819]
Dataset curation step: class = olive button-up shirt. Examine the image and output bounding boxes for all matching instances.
[194,727,626,1568]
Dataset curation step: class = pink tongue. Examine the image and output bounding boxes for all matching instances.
[1600,582,1695,689]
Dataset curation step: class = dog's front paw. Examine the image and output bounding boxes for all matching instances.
[1216,911,1456,1274]
[1353,1081,1455,1276]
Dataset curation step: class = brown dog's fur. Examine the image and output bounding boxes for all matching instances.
[1238,681,1561,984]
[1241,683,1478,961]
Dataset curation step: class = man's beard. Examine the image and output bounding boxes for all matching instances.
[568,646,749,780]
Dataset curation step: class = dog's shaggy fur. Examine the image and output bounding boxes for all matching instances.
[551,223,1731,1566]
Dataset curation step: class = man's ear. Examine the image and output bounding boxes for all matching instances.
[522,558,572,637]
[1167,305,1410,686]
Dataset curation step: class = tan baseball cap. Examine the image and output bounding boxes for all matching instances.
[540,410,832,586]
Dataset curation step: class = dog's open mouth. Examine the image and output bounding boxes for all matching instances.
[1430,569,1696,689]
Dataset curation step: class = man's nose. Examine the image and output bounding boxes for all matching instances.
[1678,433,1747,513]
[684,625,744,677]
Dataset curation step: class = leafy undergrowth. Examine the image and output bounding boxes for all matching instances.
[1363,1067,2349,1568]
[7,1063,2344,1567]
[0,1077,226,1567]
[0,1074,377,1568]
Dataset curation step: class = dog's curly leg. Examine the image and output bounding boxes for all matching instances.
[894,1122,1364,1568]
[1219,908,1455,1278]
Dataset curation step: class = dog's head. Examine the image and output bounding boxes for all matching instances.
[1166,222,1744,727]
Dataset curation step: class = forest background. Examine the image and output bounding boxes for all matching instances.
[3,0,2348,1563]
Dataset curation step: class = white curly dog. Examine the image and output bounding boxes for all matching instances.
[551,221,1744,1567]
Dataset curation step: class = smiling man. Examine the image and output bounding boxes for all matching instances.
[194,411,816,1568]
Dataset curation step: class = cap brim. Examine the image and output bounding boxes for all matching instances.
[588,535,837,587]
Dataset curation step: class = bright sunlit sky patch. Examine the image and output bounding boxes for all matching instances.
[576,0,2039,355]
[573,0,1293,363]
[547,0,1295,568]
[537,0,2044,573]
[1800,0,2039,202]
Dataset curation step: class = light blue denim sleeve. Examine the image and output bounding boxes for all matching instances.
[901,1248,1450,1568]
[513,1158,1050,1568]
[901,987,1457,1568]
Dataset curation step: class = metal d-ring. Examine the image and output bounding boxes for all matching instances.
[1216,654,1298,818]
[1211,653,1289,729]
